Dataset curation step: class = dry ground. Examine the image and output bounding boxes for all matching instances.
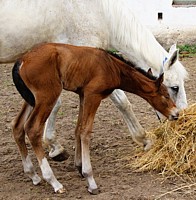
[0,56,196,200]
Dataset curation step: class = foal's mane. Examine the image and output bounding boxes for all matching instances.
[107,50,157,80]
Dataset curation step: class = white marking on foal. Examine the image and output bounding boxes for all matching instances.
[81,141,98,193]
[40,157,64,193]
[87,175,98,194]
[19,61,23,69]
[22,155,41,185]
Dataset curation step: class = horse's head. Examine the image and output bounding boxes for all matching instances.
[143,73,179,121]
[162,44,188,110]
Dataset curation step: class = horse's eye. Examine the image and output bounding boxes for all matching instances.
[171,86,179,93]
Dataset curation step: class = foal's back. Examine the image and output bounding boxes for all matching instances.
[22,43,122,93]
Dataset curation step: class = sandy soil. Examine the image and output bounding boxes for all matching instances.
[0,56,196,200]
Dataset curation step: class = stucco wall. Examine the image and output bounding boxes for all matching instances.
[128,0,196,48]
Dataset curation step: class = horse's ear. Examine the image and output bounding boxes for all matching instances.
[147,68,153,75]
[169,43,177,54]
[164,49,178,71]
[156,73,164,88]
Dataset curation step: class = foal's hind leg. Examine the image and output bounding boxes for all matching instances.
[12,102,41,185]
[25,99,65,193]
[110,89,152,150]
[43,97,69,161]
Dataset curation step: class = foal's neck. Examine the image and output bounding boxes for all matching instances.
[118,62,155,96]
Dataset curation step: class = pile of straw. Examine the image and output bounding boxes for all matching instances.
[132,104,196,177]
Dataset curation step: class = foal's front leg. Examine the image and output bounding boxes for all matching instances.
[78,94,102,195]
[110,89,152,150]
[74,96,84,176]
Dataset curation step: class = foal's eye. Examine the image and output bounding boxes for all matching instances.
[167,95,170,99]
[165,94,170,100]
[171,86,179,93]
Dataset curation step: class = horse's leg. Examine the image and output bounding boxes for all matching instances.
[25,100,65,193]
[74,95,84,176]
[11,102,41,185]
[110,89,152,150]
[80,94,102,195]
[43,97,69,161]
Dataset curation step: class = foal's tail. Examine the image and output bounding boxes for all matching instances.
[12,60,35,107]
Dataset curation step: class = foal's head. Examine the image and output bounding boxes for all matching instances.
[108,51,179,120]
[142,72,179,120]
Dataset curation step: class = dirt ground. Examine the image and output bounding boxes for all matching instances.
[0,56,196,200]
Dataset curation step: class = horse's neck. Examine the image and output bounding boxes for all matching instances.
[100,0,168,73]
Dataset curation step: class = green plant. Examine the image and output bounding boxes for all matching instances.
[178,44,196,54]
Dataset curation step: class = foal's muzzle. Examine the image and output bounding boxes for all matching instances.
[168,108,179,121]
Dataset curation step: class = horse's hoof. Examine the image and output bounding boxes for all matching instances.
[143,139,153,151]
[51,150,70,162]
[57,187,67,194]
[88,187,99,195]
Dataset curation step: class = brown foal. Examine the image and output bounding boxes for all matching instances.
[12,43,179,194]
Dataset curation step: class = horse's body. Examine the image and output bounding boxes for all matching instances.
[1,0,188,157]
[12,43,179,194]
[0,0,107,62]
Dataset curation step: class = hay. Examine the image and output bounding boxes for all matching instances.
[132,103,196,177]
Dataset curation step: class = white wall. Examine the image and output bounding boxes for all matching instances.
[128,0,196,47]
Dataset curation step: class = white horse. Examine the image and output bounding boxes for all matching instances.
[1,0,188,160]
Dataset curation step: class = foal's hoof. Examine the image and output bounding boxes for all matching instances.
[76,166,84,177]
[88,187,99,195]
[51,150,70,162]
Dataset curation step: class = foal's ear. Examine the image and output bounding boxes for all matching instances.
[156,73,164,88]
[147,68,153,75]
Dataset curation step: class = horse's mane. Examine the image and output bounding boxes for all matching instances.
[99,0,188,80]
[107,50,157,80]
[100,0,165,70]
